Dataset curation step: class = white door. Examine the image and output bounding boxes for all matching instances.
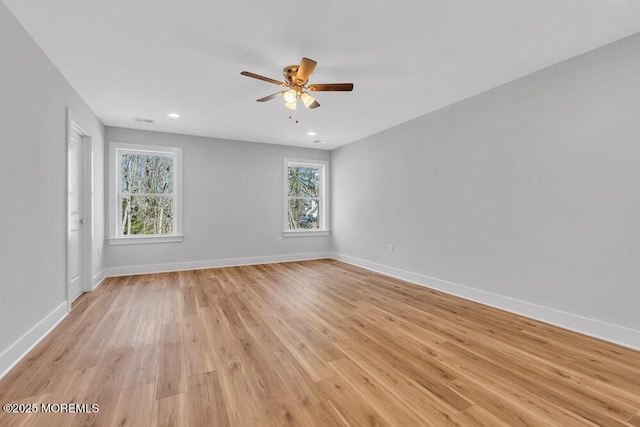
[68,127,84,301]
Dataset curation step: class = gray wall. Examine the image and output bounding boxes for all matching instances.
[332,33,640,337]
[0,2,105,364]
[105,127,331,271]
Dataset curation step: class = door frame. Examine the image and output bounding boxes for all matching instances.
[66,108,93,311]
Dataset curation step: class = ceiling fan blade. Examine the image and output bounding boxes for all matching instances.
[296,57,317,84]
[257,91,284,102]
[308,83,354,91]
[241,71,285,86]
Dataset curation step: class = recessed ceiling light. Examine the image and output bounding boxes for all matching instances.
[306,131,316,136]
[168,113,180,118]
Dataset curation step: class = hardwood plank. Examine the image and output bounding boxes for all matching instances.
[333,338,462,425]
[226,292,260,329]
[48,366,98,401]
[261,314,335,382]
[218,268,244,294]
[353,301,453,358]
[217,296,252,341]
[441,339,636,426]
[317,376,390,427]
[231,283,279,319]
[328,358,430,425]
[162,290,182,324]
[134,318,162,346]
[177,270,192,288]
[162,271,180,291]
[69,312,124,371]
[285,315,345,362]
[152,393,189,427]
[123,344,159,389]
[112,383,155,426]
[213,340,276,426]
[339,318,474,412]
[180,287,197,316]
[156,322,188,400]
[191,270,211,309]
[444,354,600,426]
[301,401,348,427]
[183,313,216,376]
[107,316,141,350]
[231,334,313,426]
[187,371,230,427]
[71,348,133,427]
[245,325,324,407]
[452,405,512,427]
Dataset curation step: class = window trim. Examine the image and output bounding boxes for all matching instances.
[283,158,330,236]
[108,141,183,245]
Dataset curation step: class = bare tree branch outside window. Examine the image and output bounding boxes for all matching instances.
[120,152,175,235]
[287,166,320,229]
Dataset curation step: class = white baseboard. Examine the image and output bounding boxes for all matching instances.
[105,251,332,277]
[331,252,640,351]
[0,302,68,380]
[92,269,106,290]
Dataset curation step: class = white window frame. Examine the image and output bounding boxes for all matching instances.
[283,158,330,237]
[108,142,183,245]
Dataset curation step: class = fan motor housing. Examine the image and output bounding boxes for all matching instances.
[283,65,304,85]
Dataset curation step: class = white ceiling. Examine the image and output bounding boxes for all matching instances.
[4,0,640,149]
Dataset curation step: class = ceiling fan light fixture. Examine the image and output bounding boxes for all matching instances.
[300,92,316,108]
[283,89,297,104]
[240,57,354,111]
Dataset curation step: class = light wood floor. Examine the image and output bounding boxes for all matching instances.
[1,260,639,426]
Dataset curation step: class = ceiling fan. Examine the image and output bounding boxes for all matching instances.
[241,57,354,110]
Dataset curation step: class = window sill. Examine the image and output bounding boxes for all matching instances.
[108,235,184,245]
[283,230,330,237]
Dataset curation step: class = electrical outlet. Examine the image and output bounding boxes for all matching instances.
[387,243,394,253]
[278,237,284,244]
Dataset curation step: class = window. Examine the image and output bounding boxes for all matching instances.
[109,142,182,244]
[284,158,329,236]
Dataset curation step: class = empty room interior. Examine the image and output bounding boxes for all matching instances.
[2,0,640,426]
